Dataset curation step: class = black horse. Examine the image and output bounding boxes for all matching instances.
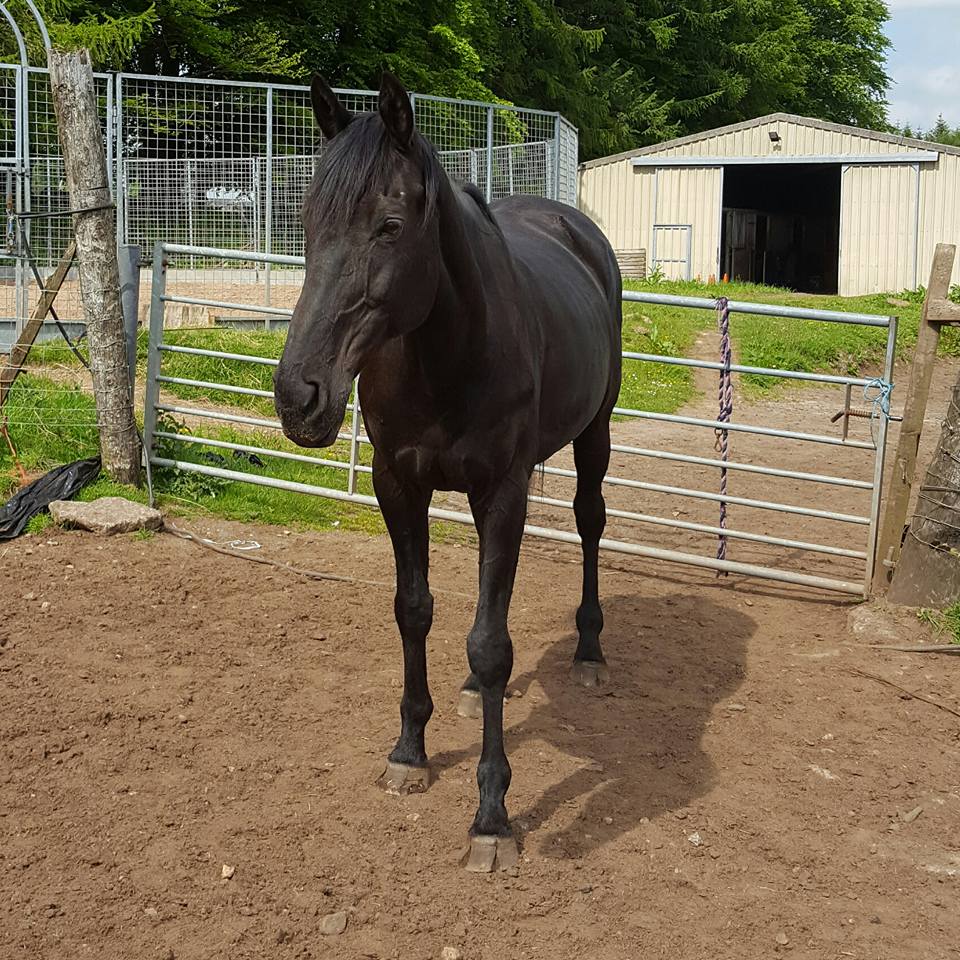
[275,73,622,872]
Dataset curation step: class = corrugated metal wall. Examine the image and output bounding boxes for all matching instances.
[578,116,960,294]
[839,164,919,296]
[919,152,960,288]
[654,167,722,280]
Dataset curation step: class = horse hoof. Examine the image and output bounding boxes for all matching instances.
[457,689,482,719]
[461,834,519,873]
[570,660,609,688]
[377,760,432,795]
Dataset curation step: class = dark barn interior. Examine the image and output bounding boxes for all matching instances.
[720,163,841,294]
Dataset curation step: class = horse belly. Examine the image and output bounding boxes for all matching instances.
[536,300,616,455]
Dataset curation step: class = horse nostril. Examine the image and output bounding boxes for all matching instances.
[275,368,322,416]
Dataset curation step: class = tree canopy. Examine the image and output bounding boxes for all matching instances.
[2,0,904,159]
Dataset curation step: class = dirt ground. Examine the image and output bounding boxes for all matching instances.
[2,357,960,960]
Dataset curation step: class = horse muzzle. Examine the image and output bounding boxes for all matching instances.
[274,365,350,449]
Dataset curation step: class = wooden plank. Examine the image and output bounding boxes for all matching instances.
[873,242,956,593]
[0,239,76,409]
[926,299,960,324]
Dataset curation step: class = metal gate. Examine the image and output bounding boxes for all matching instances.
[142,243,896,597]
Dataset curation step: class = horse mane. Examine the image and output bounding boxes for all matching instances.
[461,182,498,226]
[304,112,444,228]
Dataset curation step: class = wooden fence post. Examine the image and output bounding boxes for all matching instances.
[873,243,958,593]
[48,48,140,485]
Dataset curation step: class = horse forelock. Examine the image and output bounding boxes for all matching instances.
[303,113,443,231]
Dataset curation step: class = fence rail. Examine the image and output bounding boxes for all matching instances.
[142,243,897,597]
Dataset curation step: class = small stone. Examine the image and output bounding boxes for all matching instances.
[221,864,235,880]
[709,849,721,859]
[900,805,923,824]
[23,592,36,601]
[776,932,789,946]
[726,703,746,712]
[441,949,463,960]
[319,910,349,936]
[688,832,702,846]
[144,907,159,918]
[602,816,613,825]
[177,714,189,724]
[276,929,293,945]
[40,601,50,612]
[578,884,593,894]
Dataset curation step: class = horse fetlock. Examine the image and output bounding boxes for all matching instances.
[400,692,434,727]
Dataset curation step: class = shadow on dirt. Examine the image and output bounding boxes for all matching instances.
[432,590,754,857]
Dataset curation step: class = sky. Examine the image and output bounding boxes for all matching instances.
[886,0,960,132]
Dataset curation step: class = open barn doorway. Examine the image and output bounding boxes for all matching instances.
[720,164,841,294]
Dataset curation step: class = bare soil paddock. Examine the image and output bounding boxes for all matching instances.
[1,358,958,960]
[2,524,959,959]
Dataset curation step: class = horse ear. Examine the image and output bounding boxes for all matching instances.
[311,75,352,140]
[378,72,414,148]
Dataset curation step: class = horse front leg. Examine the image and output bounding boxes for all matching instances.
[462,468,529,872]
[373,458,435,795]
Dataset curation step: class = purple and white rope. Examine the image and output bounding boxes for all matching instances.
[715,296,733,572]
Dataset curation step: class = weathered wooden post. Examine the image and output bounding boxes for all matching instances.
[873,243,959,593]
[48,48,140,485]
[889,370,960,606]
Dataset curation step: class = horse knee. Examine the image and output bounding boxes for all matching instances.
[466,624,513,690]
[395,588,433,639]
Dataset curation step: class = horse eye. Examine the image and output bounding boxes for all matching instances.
[378,218,404,239]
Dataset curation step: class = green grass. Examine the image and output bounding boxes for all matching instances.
[917,602,960,644]
[619,288,705,413]
[156,328,284,417]
[0,373,100,498]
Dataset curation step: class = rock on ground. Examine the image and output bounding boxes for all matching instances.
[49,497,163,535]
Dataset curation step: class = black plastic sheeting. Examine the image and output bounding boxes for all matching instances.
[0,457,101,540]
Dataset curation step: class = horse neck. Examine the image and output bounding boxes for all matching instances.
[408,176,491,376]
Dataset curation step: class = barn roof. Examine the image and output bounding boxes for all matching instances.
[579,113,960,170]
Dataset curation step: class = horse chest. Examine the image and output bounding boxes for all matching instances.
[392,439,511,492]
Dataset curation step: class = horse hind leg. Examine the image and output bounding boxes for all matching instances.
[570,413,611,688]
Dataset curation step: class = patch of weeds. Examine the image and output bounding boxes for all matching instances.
[133,528,155,542]
[25,512,53,535]
[916,602,960,644]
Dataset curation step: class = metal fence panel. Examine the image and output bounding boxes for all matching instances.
[142,243,897,598]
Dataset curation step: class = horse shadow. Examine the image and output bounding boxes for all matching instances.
[432,590,754,858]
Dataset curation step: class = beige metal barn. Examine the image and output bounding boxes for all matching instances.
[578,113,960,296]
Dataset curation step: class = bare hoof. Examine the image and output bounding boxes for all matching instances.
[377,761,432,796]
[570,660,609,688]
[457,689,482,719]
[461,834,519,873]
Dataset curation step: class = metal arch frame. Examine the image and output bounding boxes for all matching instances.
[0,4,28,69]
